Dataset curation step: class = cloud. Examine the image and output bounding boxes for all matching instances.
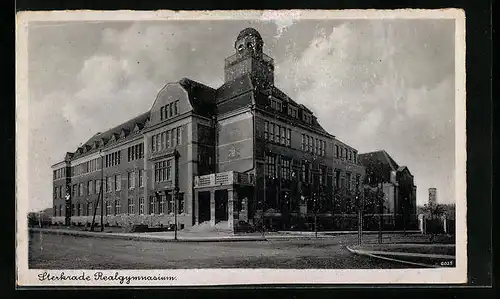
[274,20,455,204]
[261,11,302,38]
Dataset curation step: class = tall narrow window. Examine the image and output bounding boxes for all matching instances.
[280,126,286,145]
[115,199,121,215]
[115,174,121,191]
[160,106,165,120]
[286,129,291,146]
[139,197,144,215]
[177,126,182,145]
[264,121,269,140]
[166,160,172,181]
[169,104,173,118]
[128,171,135,189]
[106,201,112,216]
[159,195,165,214]
[149,196,155,215]
[174,101,179,115]
[274,125,280,143]
[171,128,176,147]
[139,170,144,187]
[128,198,135,214]
[152,135,157,152]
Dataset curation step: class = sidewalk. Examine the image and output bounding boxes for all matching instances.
[346,244,456,268]
[30,228,267,242]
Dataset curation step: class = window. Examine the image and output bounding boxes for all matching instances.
[335,170,341,189]
[161,131,166,150]
[128,171,135,189]
[159,194,165,214]
[155,160,166,182]
[166,160,172,181]
[87,203,92,216]
[95,179,101,194]
[301,134,305,150]
[270,98,282,112]
[106,176,112,193]
[128,198,135,214]
[309,137,313,153]
[53,187,57,199]
[335,145,339,158]
[149,196,155,214]
[139,197,144,215]
[166,193,173,214]
[88,180,93,195]
[78,183,83,196]
[106,201,112,216]
[171,128,176,146]
[169,104,173,118]
[274,124,279,143]
[114,200,121,215]
[177,126,182,145]
[115,174,121,191]
[167,130,171,148]
[286,129,291,146]
[280,126,286,145]
[288,106,298,118]
[301,162,307,182]
[174,101,179,115]
[59,186,63,199]
[77,203,81,216]
[346,172,352,190]
[281,157,291,180]
[139,170,144,187]
[152,135,157,152]
[128,143,144,161]
[264,121,268,140]
[160,106,165,120]
[72,184,77,197]
[353,152,357,163]
[265,154,276,178]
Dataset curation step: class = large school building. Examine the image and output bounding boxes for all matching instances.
[51,28,369,232]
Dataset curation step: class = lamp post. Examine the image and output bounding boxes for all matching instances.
[99,149,104,232]
[174,149,180,241]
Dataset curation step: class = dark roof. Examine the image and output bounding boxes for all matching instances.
[358,150,400,182]
[358,150,400,170]
[179,78,217,117]
[237,28,262,41]
[216,74,256,103]
[71,111,150,160]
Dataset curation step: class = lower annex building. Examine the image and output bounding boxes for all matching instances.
[51,28,369,232]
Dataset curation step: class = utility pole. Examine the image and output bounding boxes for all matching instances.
[100,150,104,232]
[378,180,383,244]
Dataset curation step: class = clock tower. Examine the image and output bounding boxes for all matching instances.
[224,28,275,88]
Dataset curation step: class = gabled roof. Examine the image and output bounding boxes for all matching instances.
[358,150,400,182]
[71,111,150,160]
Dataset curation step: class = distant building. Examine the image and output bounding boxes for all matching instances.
[428,188,437,205]
[358,150,417,229]
[51,28,364,232]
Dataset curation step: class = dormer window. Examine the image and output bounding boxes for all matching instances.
[270,97,282,112]
[288,106,298,118]
[302,112,312,124]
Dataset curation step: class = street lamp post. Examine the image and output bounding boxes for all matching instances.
[174,149,180,241]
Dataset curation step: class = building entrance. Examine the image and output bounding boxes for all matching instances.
[198,191,211,223]
[215,189,228,223]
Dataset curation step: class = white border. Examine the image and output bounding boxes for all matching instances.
[16,9,467,286]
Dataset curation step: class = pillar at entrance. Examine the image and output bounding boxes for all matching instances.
[210,190,215,226]
[227,188,236,231]
[194,191,199,225]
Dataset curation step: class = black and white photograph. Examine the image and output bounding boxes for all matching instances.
[16,9,466,286]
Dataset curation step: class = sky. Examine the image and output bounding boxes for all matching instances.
[26,17,456,212]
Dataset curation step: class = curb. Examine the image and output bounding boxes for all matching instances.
[30,228,267,243]
[345,245,441,268]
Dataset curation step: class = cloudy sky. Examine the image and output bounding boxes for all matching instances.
[26,16,456,212]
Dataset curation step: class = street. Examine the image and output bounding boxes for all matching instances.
[29,231,410,269]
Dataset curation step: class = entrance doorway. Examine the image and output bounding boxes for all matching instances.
[215,189,228,223]
[198,191,211,223]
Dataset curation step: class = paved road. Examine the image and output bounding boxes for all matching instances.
[29,231,409,269]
